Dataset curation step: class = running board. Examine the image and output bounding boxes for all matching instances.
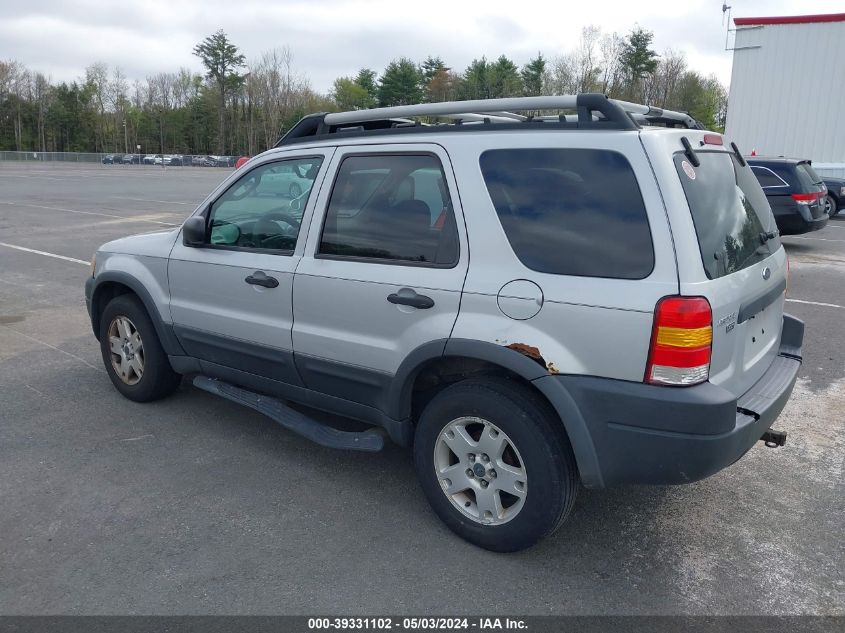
[192,376,385,452]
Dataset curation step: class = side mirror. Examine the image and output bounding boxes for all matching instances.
[182,215,207,247]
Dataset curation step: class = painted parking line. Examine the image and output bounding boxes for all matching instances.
[786,298,845,310]
[113,196,196,206]
[785,235,845,243]
[0,200,178,226]
[0,241,89,265]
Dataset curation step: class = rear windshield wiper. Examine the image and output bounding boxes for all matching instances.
[759,230,779,244]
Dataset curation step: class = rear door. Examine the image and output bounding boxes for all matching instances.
[291,144,468,411]
[670,148,786,397]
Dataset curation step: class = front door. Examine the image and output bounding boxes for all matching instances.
[168,152,332,384]
[291,144,469,412]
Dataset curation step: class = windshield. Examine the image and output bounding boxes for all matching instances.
[674,151,779,280]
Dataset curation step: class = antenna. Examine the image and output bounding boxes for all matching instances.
[723,3,733,49]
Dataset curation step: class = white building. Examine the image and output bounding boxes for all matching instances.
[725,13,845,177]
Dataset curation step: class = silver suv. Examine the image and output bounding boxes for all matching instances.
[85,95,803,552]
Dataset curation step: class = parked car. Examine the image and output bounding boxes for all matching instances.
[747,157,828,234]
[257,160,317,198]
[122,154,142,164]
[101,154,122,164]
[191,155,209,167]
[84,95,802,552]
[821,176,844,217]
[143,154,162,165]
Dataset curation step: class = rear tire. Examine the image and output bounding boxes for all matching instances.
[413,377,578,552]
[826,195,840,218]
[99,294,181,402]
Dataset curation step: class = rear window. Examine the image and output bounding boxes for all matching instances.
[796,162,822,190]
[479,149,654,279]
[674,152,778,279]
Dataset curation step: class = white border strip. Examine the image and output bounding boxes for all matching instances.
[0,241,89,265]
[786,298,844,310]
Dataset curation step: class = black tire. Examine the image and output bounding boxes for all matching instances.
[413,377,578,552]
[826,195,840,218]
[99,294,181,402]
[289,183,302,198]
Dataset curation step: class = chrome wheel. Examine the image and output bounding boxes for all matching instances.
[107,316,144,385]
[433,416,527,526]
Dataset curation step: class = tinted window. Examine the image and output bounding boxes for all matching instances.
[319,154,459,265]
[795,163,823,190]
[751,166,786,188]
[675,152,778,279]
[208,157,322,251]
[479,149,654,278]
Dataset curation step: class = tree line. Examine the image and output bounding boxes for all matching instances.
[0,26,726,157]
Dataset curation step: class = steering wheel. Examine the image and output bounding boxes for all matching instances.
[261,211,301,231]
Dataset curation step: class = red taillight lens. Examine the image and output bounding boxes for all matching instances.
[702,133,723,146]
[792,192,820,205]
[645,296,712,386]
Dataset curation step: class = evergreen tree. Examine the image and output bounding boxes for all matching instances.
[192,30,245,153]
[377,58,423,106]
[521,53,546,96]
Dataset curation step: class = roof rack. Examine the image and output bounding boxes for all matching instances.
[275,93,704,146]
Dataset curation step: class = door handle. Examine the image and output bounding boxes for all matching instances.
[387,290,435,309]
[244,271,279,288]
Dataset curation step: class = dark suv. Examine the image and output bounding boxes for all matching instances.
[747,157,828,234]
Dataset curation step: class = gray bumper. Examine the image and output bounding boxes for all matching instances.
[546,314,803,487]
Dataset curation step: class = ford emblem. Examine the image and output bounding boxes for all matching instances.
[762,267,771,280]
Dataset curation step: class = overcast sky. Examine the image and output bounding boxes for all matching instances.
[1,0,842,93]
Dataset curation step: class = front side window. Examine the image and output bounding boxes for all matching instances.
[207,157,322,252]
[318,154,459,265]
[479,148,654,279]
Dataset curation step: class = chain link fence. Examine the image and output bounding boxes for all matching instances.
[0,151,239,167]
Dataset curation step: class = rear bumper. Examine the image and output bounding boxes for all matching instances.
[775,206,828,234]
[552,314,803,487]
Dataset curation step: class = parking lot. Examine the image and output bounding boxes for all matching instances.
[0,161,842,615]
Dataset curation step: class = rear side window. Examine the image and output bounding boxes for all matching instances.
[318,154,459,266]
[675,152,778,279]
[750,166,786,188]
[479,149,654,279]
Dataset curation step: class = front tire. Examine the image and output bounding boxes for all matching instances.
[414,377,578,552]
[99,294,181,402]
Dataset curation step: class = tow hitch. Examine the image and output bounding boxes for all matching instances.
[760,429,787,448]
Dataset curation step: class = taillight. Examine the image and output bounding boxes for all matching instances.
[792,192,820,205]
[645,296,712,386]
[702,133,723,146]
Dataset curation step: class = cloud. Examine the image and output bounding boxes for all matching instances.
[2,0,843,91]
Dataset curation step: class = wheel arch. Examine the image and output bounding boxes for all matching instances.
[388,338,604,488]
[90,272,184,356]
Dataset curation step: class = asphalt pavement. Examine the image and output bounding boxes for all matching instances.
[0,162,842,615]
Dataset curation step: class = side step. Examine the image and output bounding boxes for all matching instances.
[193,376,385,452]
